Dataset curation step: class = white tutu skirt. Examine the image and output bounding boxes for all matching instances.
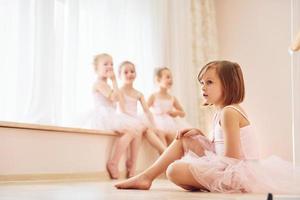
[152,114,192,135]
[177,135,300,194]
[76,106,146,135]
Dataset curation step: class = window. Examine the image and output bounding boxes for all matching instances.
[0,0,168,127]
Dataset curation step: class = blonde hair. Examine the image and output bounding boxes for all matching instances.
[118,61,135,75]
[198,60,245,106]
[154,67,170,81]
[93,53,112,71]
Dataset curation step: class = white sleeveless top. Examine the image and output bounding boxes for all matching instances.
[151,96,174,115]
[212,106,260,160]
[93,91,116,110]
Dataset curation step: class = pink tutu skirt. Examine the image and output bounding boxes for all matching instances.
[119,113,149,136]
[177,135,300,194]
[79,106,145,135]
[153,113,192,135]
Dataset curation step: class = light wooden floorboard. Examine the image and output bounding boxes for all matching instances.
[0,180,299,200]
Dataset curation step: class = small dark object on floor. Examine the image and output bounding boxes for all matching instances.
[267,193,273,200]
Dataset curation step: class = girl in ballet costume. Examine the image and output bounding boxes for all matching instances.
[118,61,167,178]
[148,67,191,146]
[115,60,300,194]
[92,53,141,179]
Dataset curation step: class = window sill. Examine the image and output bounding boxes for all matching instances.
[0,121,116,136]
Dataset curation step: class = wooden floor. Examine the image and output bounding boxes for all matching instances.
[0,180,299,200]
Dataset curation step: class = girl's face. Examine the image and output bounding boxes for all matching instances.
[95,56,113,78]
[158,69,173,89]
[200,68,223,107]
[120,63,136,84]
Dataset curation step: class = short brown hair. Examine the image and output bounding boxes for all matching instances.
[198,60,245,106]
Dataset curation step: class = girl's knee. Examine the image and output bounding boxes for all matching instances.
[181,137,204,156]
[122,129,138,137]
[166,162,181,182]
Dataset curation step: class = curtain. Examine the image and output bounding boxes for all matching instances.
[190,0,218,133]
[143,0,219,131]
[0,0,218,130]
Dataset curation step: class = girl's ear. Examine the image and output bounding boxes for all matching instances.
[155,76,161,83]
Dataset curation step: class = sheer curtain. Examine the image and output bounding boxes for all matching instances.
[165,0,218,132]
[0,0,218,129]
[190,0,218,132]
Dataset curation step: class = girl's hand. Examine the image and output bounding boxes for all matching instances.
[107,70,116,80]
[176,128,204,140]
[152,127,160,135]
[167,110,178,117]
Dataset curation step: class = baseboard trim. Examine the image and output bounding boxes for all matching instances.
[0,171,111,183]
[0,171,166,184]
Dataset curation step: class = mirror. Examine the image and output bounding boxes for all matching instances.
[0,0,297,142]
[0,0,210,130]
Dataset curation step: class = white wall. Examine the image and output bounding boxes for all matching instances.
[215,0,293,160]
[292,0,300,165]
[0,126,158,178]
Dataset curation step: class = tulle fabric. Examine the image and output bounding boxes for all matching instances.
[151,97,192,134]
[152,114,191,133]
[89,106,145,135]
[78,91,144,135]
[180,149,300,194]
[176,106,300,194]
[118,94,150,135]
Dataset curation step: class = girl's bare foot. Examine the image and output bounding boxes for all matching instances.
[125,160,135,178]
[126,169,135,179]
[115,174,152,190]
[106,161,119,179]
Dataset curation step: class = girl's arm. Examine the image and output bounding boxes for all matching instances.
[220,107,242,159]
[94,82,113,99]
[118,91,129,115]
[109,73,120,102]
[168,97,185,117]
[176,128,205,140]
[95,73,120,102]
[139,93,156,128]
[147,94,155,108]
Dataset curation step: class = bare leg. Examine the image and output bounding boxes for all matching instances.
[125,141,132,177]
[166,133,175,146]
[107,131,135,179]
[166,161,208,191]
[144,129,167,154]
[126,135,142,178]
[157,131,167,147]
[115,138,185,189]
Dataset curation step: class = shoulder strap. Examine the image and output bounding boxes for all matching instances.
[224,105,249,121]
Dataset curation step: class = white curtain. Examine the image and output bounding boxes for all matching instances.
[0,0,218,129]
[190,0,218,132]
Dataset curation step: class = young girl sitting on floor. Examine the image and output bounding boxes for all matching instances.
[115,60,300,194]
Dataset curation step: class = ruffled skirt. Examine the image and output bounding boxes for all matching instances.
[75,106,146,135]
[152,114,192,135]
[177,135,300,194]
